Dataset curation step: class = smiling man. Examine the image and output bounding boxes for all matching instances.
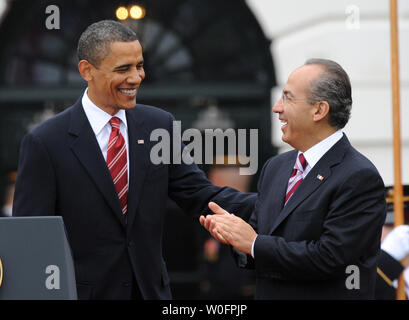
[201,59,387,299]
[77,33,145,114]
[12,20,256,300]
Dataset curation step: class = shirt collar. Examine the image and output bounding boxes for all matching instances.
[81,88,127,135]
[301,130,343,169]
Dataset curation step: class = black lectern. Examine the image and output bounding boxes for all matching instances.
[0,216,77,299]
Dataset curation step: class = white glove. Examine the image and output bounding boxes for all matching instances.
[381,225,409,261]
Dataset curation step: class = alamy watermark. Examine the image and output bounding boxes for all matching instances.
[45,265,60,290]
[45,5,60,30]
[345,4,360,30]
[150,121,258,175]
[345,264,360,290]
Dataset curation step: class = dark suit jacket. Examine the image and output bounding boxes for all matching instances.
[13,99,256,299]
[243,135,386,299]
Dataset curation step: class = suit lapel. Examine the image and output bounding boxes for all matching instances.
[125,109,151,232]
[268,135,350,234]
[68,101,126,228]
[260,151,297,234]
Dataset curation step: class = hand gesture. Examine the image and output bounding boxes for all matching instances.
[200,202,257,255]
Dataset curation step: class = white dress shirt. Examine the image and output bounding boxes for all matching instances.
[81,89,130,180]
[301,130,343,178]
[250,130,344,258]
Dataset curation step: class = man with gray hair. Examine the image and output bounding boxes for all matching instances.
[12,20,256,299]
[201,59,387,299]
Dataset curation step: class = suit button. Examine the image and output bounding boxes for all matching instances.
[122,281,131,287]
[128,241,135,247]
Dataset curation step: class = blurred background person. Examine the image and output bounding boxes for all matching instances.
[1,171,16,217]
[376,186,409,299]
[199,156,255,299]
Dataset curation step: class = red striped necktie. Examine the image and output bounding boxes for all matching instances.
[284,153,307,206]
[107,117,128,215]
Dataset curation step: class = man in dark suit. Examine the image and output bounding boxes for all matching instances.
[201,59,386,299]
[12,20,255,299]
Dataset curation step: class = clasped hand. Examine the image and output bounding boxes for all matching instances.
[199,202,258,255]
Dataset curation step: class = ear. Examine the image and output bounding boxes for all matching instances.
[312,101,330,122]
[78,60,93,82]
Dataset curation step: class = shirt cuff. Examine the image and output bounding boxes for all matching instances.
[251,236,257,258]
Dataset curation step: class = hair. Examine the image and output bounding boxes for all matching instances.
[304,58,352,129]
[77,20,138,67]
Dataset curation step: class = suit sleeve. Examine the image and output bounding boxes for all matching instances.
[165,113,257,220]
[13,133,57,216]
[254,167,386,281]
[230,158,273,270]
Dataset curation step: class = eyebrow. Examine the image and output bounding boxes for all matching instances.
[283,90,295,98]
[113,61,144,71]
[113,64,131,71]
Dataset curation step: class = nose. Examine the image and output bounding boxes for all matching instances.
[127,68,145,85]
[272,97,283,114]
